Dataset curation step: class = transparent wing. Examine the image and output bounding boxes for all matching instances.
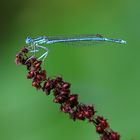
[47,34,103,40]
[47,34,104,47]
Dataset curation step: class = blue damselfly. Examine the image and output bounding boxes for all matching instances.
[25,34,126,61]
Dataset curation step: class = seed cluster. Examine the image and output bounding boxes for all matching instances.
[15,47,120,140]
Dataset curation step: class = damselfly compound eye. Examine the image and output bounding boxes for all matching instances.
[26,37,33,44]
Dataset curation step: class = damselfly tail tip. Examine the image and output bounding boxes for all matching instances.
[120,39,127,44]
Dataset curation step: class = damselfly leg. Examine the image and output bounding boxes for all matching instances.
[37,45,49,61]
[28,45,39,53]
[25,45,49,63]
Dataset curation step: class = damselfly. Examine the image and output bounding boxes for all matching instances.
[25,34,126,61]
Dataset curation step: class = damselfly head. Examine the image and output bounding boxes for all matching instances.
[26,37,33,44]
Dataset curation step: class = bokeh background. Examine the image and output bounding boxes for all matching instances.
[0,0,139,140]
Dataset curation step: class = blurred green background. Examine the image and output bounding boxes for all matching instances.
[0,0,139,140]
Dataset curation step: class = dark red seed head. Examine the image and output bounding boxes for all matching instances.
[76,112,85,120]
[15,53,23,65]
[62,82,71,89]
[21,47,28,53]
[15,57,21,65]
[43,79,54,89]
[27,70,35,79]
[101,120,108,128]
[96,116,108,125]
[55,76,63,83]
[53,87,61,96]
[36,70,46,82]
[60,104,68,112]
[96,116,109,131]
[53,95,67,104]
[69,94,78,102]
[43,80,54,95]
[34,60,42,68]
[60,89,70,95]
[110,132,120,140]
[100,134,109,140]
[32,81,41,90]
[44,88,51,95]
[83,105,95,119]
[30,57,37,63]
[96,125,104,134]
[100,132,120,140]
[60,104,73,113]
[68,94,78,107]
[40,71,46,80]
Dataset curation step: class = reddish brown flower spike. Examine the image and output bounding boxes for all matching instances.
[15,47,121,140]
